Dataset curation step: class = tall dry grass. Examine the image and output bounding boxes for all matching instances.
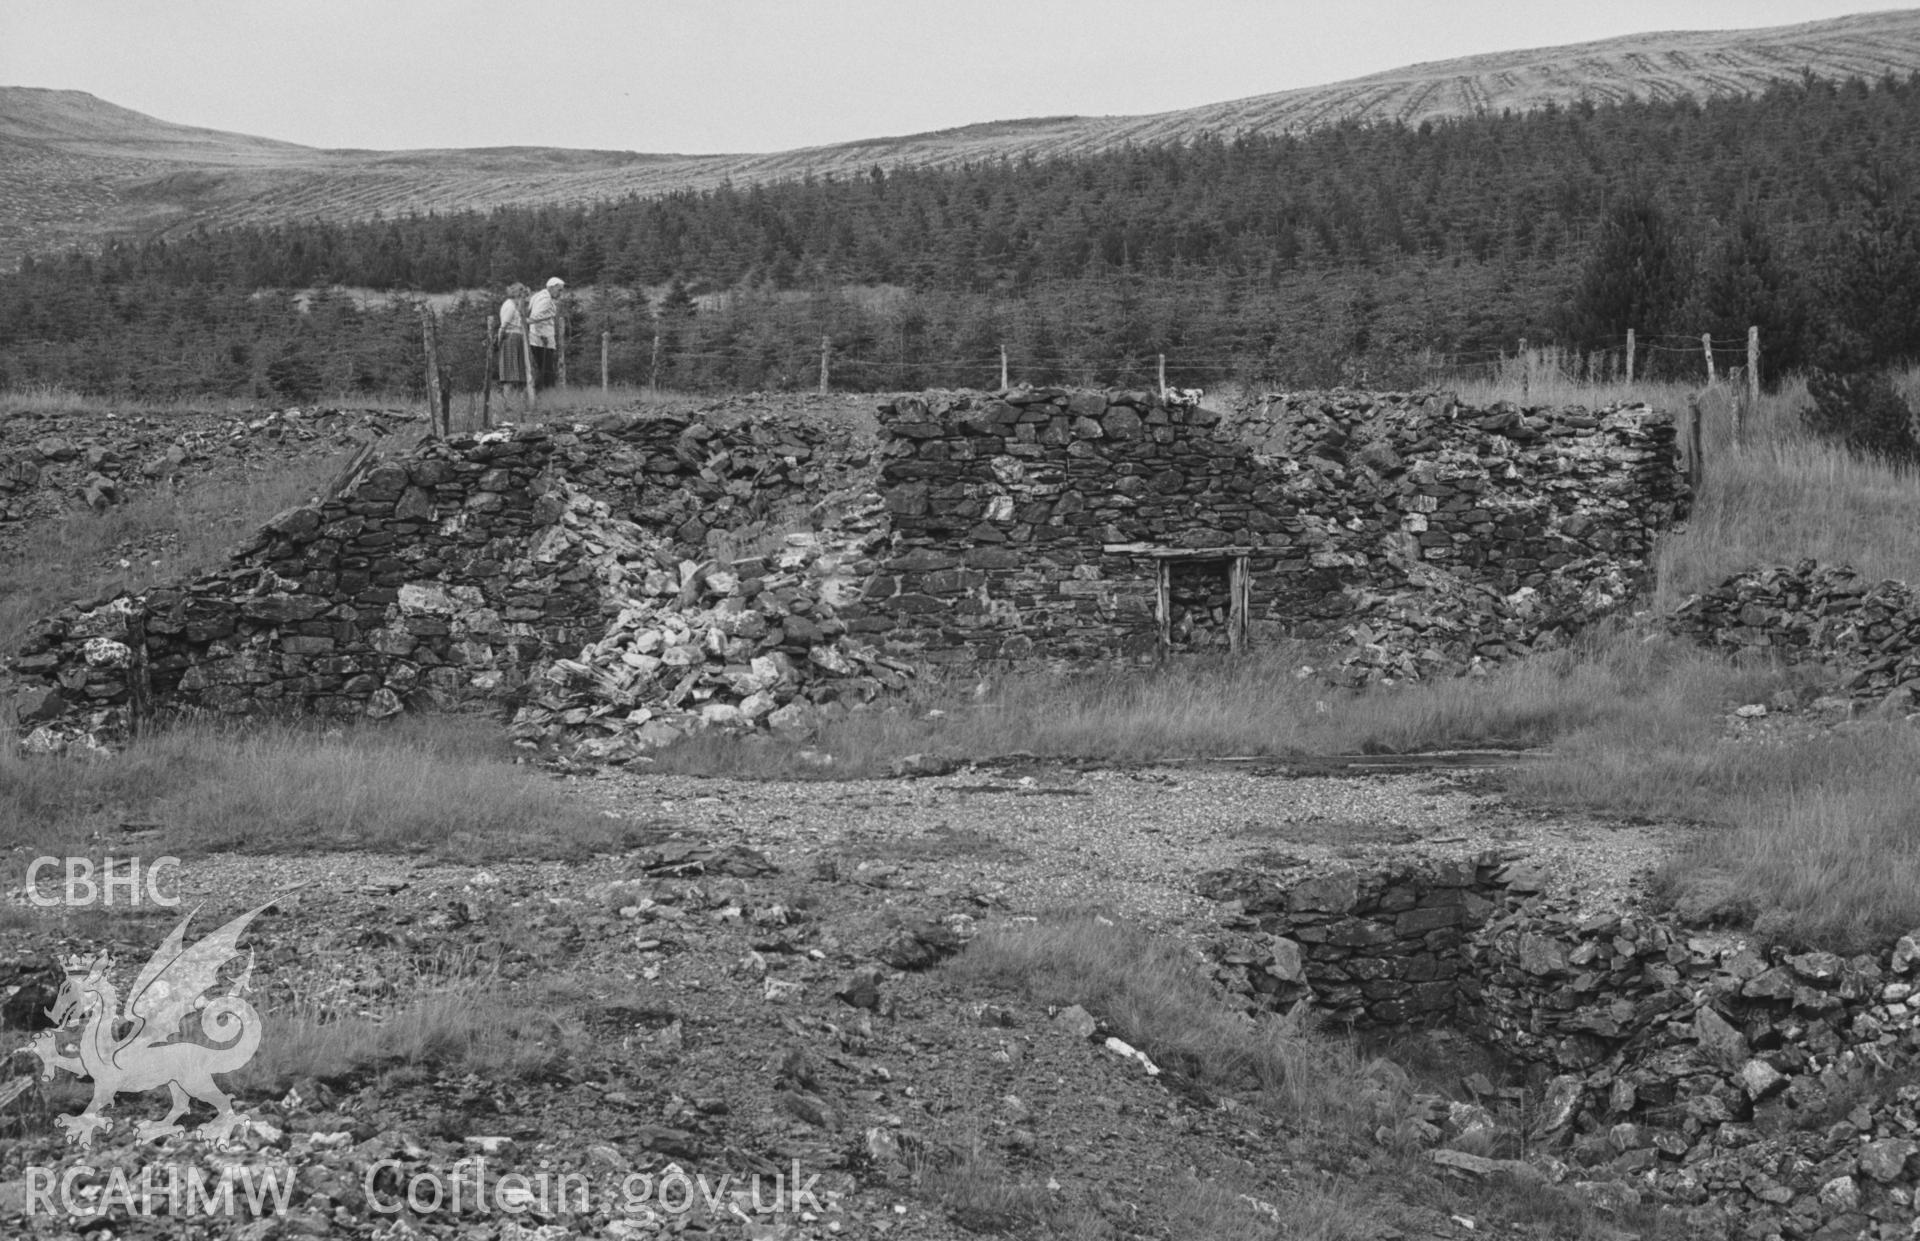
[651,627,1800,778]
[0,714,627,860]
[948,916,1376,1126]
[239,978,572,1093]
[0,384,273,418]
[1518,718,1920,953]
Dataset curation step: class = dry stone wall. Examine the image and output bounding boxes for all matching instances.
[866,387,1686,678]
[1201,855,1511,1026]
[5,411,871,751]
[1466,898,1920,1236]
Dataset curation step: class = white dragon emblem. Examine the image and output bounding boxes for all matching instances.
[16,897,283,1150]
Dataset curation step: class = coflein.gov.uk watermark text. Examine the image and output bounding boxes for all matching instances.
[364,1158,830,1220]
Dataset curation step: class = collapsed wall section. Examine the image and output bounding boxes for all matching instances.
[864,387,1686,676]
[5,411,864,745]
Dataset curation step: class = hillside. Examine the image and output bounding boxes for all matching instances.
[6,9,1920,270]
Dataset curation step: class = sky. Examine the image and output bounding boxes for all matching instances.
[5,1,1917,154]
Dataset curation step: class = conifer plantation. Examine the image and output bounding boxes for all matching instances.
[6,72,1920,399]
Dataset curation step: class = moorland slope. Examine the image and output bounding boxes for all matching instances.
[6,9,1920,267]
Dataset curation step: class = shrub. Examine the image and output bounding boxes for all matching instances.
[1799,368,1920,467]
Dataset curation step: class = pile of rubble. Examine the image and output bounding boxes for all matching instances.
[1326,555,1640,686]
[2,405,899,754]
[1671,559,1920,702]
[1466,897,1920,1237]
[506,492,913,762]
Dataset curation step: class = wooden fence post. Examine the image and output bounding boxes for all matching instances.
[650,332,661,395]
[1702,333,1715,386]
[601,331,610,394]
[1157,353,1167,398]
[1626,328,1635,383]
[818,335,830,395]
[481,316,496,429]
[1519,337,1529,401]
[1688,396,1705,492]
[557,314,568,390]
[1747,324,1760,408]
[1000,344,1009,390]
[420,304,444,437]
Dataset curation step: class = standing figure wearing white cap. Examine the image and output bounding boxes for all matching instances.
[528,277,566,390]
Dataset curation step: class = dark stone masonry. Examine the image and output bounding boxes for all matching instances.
[5,410,866,749]
[868,387,1687,679]
[4,386,1688,751]
[1672,558,1920,707]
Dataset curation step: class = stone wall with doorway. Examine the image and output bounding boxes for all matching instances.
[863,387,1687,674]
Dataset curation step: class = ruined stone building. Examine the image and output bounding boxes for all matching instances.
[4,387,1686,755]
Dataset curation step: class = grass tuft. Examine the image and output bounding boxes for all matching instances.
[945,915,1386,1134]
[240,982,571,1094]
[1522,720,1920,953]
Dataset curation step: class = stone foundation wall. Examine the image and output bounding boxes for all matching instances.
[865,387,1686,674]
[1202,855,1511,1026]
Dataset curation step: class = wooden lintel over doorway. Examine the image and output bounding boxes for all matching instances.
[1104,543,1256,559]
[1118,545,1251,657]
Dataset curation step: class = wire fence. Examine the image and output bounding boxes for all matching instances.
[1,290,1770,409]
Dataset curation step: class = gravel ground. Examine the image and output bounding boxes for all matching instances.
[128,758,1688,1004]
[0,758,1692,1241]
[566,760,1687,926]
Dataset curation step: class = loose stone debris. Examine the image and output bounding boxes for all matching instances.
[1205,858,1920,1239]
[1674,558,1920,711]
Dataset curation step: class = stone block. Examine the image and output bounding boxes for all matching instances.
[1290,869,1360,916]
[1396,905,1463,936]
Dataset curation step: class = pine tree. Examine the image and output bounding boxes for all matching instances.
[1697,209,1807,387]
[1812,173,1920,370]
[1562,192,1692,354]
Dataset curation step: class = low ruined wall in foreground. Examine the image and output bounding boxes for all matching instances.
[1207,859,1920,1236]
